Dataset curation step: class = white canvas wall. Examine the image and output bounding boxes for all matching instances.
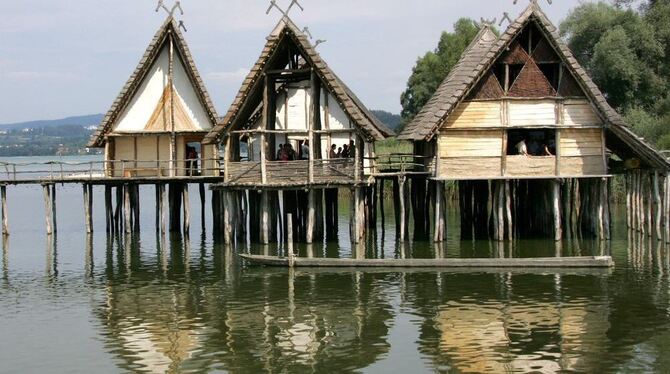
[114,45,212,133]
[272,82,353,158]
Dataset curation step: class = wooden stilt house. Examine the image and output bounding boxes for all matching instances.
[88,17,219,178]
[203,16,394,244]
[203,16,393,187]
[398,3,670,241]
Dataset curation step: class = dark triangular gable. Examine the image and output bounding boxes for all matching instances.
[202,17,393,145]
[88,17,218,148]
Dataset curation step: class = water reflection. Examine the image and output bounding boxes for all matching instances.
[4,213,670,373]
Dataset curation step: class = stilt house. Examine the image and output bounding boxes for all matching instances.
[398,3,670,240]
[203,16,393,245]
[203,17,394,187]
[88,17,219,178]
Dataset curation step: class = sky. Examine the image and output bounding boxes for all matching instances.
[0,0,585,124]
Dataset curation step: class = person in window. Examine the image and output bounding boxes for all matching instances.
[544,138,555,156]
[277,143,284,160]
[349,140,356,158]
[287,143,296,160]
[341,144,349,158]
[528,136,542,156]
[329,144,337,159]
[515,138,529,156]
[337,147,343,158]
[301,139,310,160]
[186,146,198,175]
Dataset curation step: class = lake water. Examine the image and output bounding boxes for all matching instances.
[0,157,669,373]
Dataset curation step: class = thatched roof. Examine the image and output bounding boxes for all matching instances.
[202,17,394,145]
[88,17,218,148]
[398,3,669,169]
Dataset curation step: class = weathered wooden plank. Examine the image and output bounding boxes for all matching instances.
[240,254,615,268]
[440,157,502,179]
[506,156,556,177]
[560,156,605,176]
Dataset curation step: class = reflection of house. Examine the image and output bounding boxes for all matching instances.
[398,3,670,240]
[88,17,219,178]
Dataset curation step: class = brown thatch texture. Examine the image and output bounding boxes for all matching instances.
[466,72,504,100]
[508,59,556,97]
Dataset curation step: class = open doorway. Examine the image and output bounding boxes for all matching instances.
[185,141,201,176]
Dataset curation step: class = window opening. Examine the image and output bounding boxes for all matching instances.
[507,129,556,156]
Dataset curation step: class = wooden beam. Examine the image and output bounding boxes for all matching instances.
[83,184,92,234]
[183,183,190,236]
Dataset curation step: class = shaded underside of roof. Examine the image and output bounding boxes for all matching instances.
[202,17,393,145]
[397,3,669,169]
[88,17,218,148]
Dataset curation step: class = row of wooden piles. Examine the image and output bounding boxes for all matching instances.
[625,170,670,242]
[210,187,366,245]
[40,182,208,237]
[458,178,611,241]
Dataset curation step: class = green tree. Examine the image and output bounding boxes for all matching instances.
[560,2,665,111]
[400,18,482,126]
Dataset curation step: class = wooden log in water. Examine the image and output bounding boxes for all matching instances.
[131,184,139,233]
[43,184,53,235]
[505,181,513,241]
[115,186,122,234]
[646,173,653,236]
[1,185,8,236]
[240,254,615,268]
[260,191,270,244]
[159,183,167,235]
[626,173,632,230]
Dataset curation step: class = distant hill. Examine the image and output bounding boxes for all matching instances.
[371,110,402,131]
[0,114,104,131]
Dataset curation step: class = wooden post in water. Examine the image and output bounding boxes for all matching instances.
[665,175,670,243]
[223,191,233,244]
[83,184,92,234]
[42,184,53,235]
[132,184,139,233]
[553,180,562,241]
[105,185,113,235]
[654,171,662,240]
[306,189,315,244]
[1,185,8,236]
[183,184,190,236]
[199,183,206,229]
[51,184,57,233]
[399,176,408,242]
[260,191,270,244]
[124,184,131,234]
[287,213,294,267]
[433,181,443,243]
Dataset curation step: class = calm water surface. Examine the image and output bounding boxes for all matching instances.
[0,159,669,373]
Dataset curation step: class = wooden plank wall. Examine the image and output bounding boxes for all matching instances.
[560,128,606,175]
[508,100,556,126]
[563,99,602,126]
[439,130,502,178]
[445,102,501,128]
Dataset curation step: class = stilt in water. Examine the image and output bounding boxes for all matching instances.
[83,183,92,234]
[0,185,8,236]
[553,180,562,241]
[132,184,139,233]
[306,189,316,244]
[398,176,409,242]
[183,184,190,236]
[260,191,270,244]
[124,184,131,235]
[199,183,206,230]
[42,184,53,235]
[115,186,123,234]
[654,171,662,240]
[168,183,183,233]
[105,185,113,235]
[433,181,444,242]
[52,184,58,233]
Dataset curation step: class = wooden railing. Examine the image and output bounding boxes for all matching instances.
[367,154,433,175]
[0,158,221,182]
